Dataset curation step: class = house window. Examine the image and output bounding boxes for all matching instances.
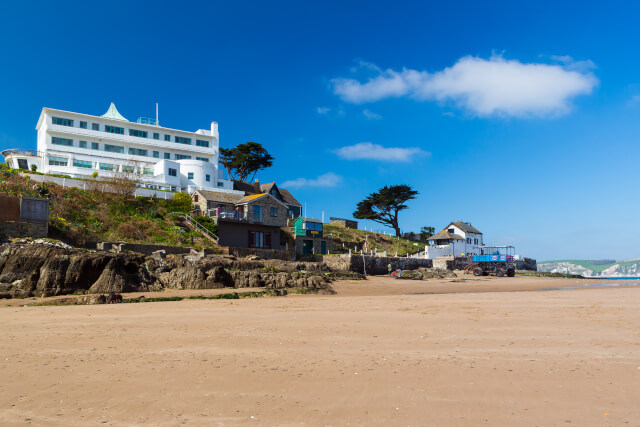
[129,129,148,138]
[253,205,262,222]
[248,231,271,249]
[164,152,171,159]
[104,125,125,134]
[467,238,471,244]
[128,148,148,156]
[92,123,99,131]
[79,140,87,148]
[79,121,87,129]
[270,207,278,217]
[194,195,198,202]
[153,132,160,140]
[48,156,68,166]
[174,136,191,145]
[91,142,99,150]
[448,228,454,234]
[474,238,478,245]
[52,137,73,146]
[164,135,171,141]
[153,151,160,158]
[187,172,194,179]
[168,168,177,177]
[73,159,92,168]
[104,144,124,153]
[52,117,73,126]
[206,174,210,182]
[196,139,209,147]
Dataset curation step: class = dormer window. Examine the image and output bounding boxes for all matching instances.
[448,228,454,234]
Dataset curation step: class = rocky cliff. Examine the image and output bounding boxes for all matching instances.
[0,240,335,299]
[538,260,640,278]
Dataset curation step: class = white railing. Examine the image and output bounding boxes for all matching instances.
[171,212,218,243]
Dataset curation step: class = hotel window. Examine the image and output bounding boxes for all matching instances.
[73,159,92,169]
[122,165,135,173]
[175,154,191,160]
[175,136,191,145]
[217,182,224,187]
[143,167,154,175]
[79,121,87,129]
[99,163,115,171]
[92,123,99,131]
[153,151,160,158]
[206,174,210,182]
[168,168,177,177]
[187,172,194,179]
[196,139,209,147]
[129,129,148,138]
[164,135,171,141]
[105,125,125,135]
[196,156,209,162]
[270,207,278,217]
[91,142,99,150]
[104,144,124,153]
[128,148,148,156]
[153,132,159,140]
[52,137,73,146]
[48,156,68,166]
[52,117,73,127]
[164,152,170,159]
[79,140,87,148]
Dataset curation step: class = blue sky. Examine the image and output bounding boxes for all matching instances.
[1,1,639,260]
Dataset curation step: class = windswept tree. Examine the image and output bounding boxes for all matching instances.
[420,226,435,242]
[219,142,274,182]
[353,185,418,237]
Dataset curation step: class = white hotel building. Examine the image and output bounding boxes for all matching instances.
[1,103,234,193]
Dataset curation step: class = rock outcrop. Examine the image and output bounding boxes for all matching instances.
[0,240,334,298]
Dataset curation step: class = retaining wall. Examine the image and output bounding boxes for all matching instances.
[324,254,433,274]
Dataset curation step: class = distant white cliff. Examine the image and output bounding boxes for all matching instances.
[538,260,640,278]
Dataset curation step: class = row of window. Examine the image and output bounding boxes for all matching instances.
[51,137,209,161]
[52,116,211,147]
[48,157,156,175]
[466,238,480,245]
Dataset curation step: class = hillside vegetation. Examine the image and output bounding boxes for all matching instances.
[0,164,215,249]
[324,224,422,257]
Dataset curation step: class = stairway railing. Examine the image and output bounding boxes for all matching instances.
[171,212,218,243]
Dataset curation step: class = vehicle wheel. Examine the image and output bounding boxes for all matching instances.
[496,269,505,277]
[506,268,515,277]
[473,267,483,276]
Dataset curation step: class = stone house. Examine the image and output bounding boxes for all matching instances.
[191,190,289,250]
[234,180,302,218]
[329,217,358,229]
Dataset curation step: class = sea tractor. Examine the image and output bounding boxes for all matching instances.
[469,245,516,277]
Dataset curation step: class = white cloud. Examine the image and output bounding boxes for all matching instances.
[331,54,598,117]
[281,172,342,189]
[362,109,382,120]
[316,106,331,115]
[334,142,428,162]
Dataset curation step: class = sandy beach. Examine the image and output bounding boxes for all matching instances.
[1,275,639,425]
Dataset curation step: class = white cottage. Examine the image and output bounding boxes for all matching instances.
[425,221,483,259]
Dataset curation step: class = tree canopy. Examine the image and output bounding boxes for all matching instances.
[353,185,419,237]
[420,226,435,241]
[219,142,274,183]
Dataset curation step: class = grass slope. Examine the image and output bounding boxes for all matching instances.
[324,224,422,257]
[0,164,215,249]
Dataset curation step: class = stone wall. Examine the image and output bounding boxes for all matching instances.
[86,242,198,256]
[324,254,433,275]
[246,199,288,226]
[229,247,295,261]
[0,221,48,239]
[294,236,328,255]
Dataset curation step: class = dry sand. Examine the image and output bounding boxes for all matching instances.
[1,275,640,425]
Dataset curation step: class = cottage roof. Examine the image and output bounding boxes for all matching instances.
[233,180,260,194]
[236,192,289,208]
[194,190,244,204]
[428,230,465,241]
[278,188,302,207]
[448,221,482,234]
[233,180,302,207]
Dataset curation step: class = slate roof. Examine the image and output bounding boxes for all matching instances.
[233,180,302,207]
[278,188,302,207]
[449,221,482,234]
[428,230,465,241]
[194,190,244,204]
[299,217,322,223]
[236,193,268,204]
[233,180,260,194]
